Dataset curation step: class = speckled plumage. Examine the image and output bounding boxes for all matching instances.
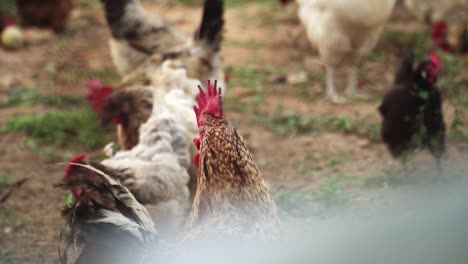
[185,115,279,239]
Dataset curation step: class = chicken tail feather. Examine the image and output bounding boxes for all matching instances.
[195,0,224,52]
[57,162,156,264]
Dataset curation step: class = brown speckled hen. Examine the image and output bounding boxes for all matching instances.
[379,51,446,175]
[185,81,279,239]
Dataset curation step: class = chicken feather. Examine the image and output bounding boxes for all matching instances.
[297,0,395,102]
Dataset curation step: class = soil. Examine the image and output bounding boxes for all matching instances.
[0,2,467,263]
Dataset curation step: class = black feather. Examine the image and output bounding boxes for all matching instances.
[195,0,225,52]
[379,54,446,165]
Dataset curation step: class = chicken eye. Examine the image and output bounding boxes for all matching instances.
[421,71,427,79]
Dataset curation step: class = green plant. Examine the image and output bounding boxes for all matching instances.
[0,108,109,149]
[383,30,432,57]
[64,193,75,208]
[77,0,100,9]
[2,87,84,108]
[323,117,353,134]
[450,107,468,141]
[315,175,349,208]
[269,108,318,136]
[267,108,381,141]
[0,170,11,192]
[274,191,314,216]
[225,40,265,50]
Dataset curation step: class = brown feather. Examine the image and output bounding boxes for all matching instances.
[186,115,279,238]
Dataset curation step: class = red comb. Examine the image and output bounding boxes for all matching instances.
[431,21,453,52]
[3,18,16,28]
[64,154,87,200]
[193,80,223,125]
[64,154,87,180]
[86,79,113,115]
[193,80,223,167]
[430,52,441,73]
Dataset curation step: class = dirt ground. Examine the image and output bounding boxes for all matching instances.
[0,1,467,263]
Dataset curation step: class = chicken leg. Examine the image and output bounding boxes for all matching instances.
[345,66,358,97]
[325,65,345,103]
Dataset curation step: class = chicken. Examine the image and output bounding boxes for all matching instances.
[87,80,153,150]
[100,0,224,80]
[17,0,73,33]
[432,21,468,54]
[296,0,395,103]
[379,51,446,175]
[185,80,280,239]
[404,0,468,23]
[57,80,279,263]
[87,0,225,198]
[406,0,468,53]
[1,19,23,49]
[83,66,205,237]
[57,161,157,264]
[87,0,225,152]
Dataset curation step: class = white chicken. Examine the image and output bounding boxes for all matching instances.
[88,0,226,198]
[70,62,203,237]
[297,0,396,102]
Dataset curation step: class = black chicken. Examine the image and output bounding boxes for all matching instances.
[379,51,446,176]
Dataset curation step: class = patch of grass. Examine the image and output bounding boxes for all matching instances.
[226,65,269,88]
[77,0,100,9]
[274,191,314,216]
[225,64,283,116]
[268,107,381,141]
[298,151,353,175]
[449,107,468,141]
[275,175,351,216]
[0,108,109,150]
[315,175,350,208]
[383,30,432,58]
[368,50,387,62]
[364,169,394,189]
[2,87,84,108]
[269,108,318,136]
[60,66,119,86]
[225,39,266,50]
[0,170,11,192]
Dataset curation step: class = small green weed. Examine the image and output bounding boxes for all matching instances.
[274,191,314,216]
[268,107,381,141]
[315,175,349,208]
[0,108,108,150]
[2,87,84,108]
[269,108,318,136]
[225,40,266,50]
[0,170,11,192]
